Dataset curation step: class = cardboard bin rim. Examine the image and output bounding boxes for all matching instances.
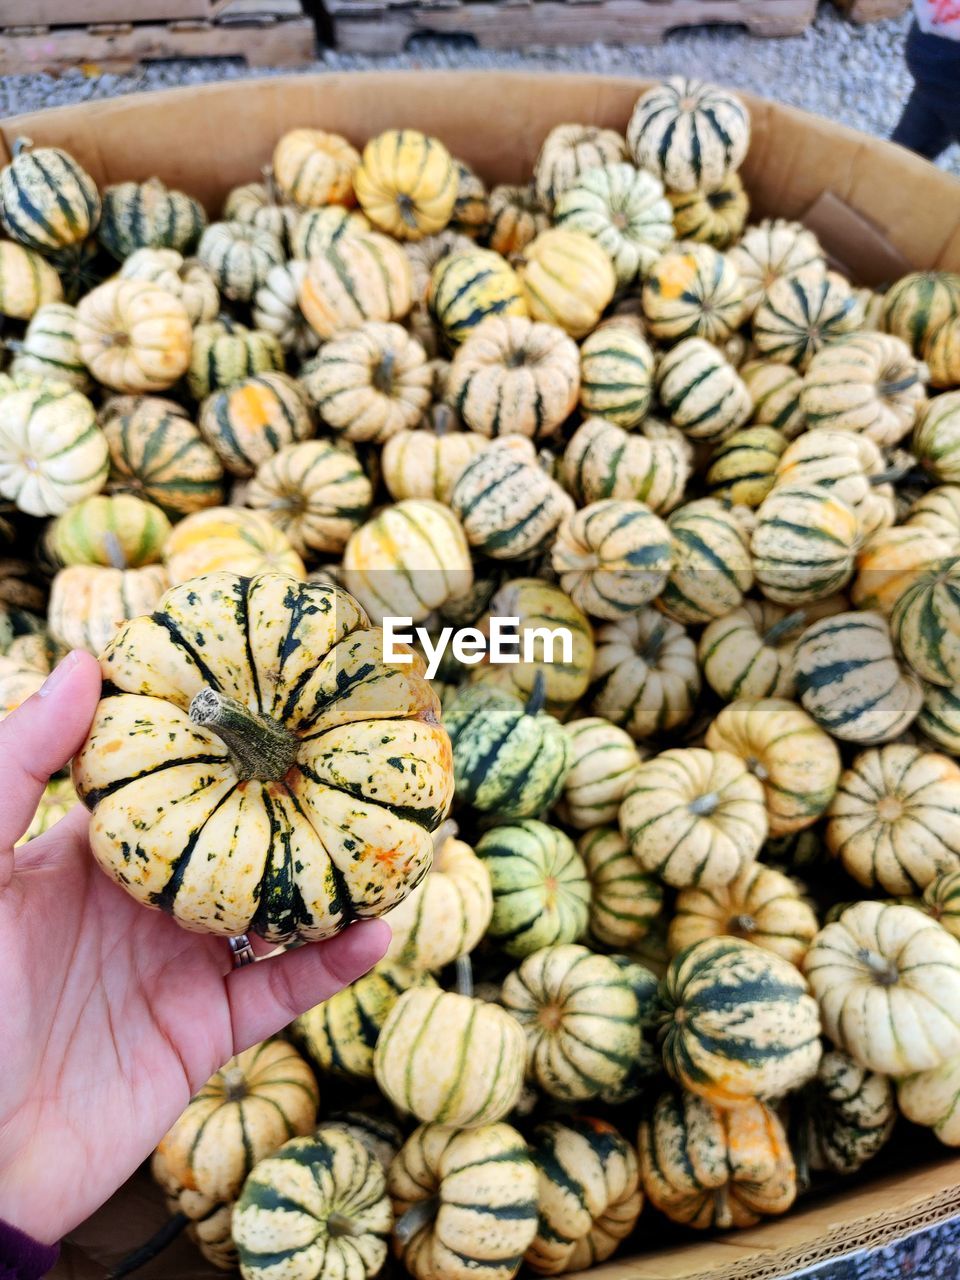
[5,70,959,1280]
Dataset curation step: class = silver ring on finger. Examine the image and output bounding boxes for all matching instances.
[229,934,257,968]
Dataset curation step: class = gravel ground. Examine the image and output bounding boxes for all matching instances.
[0,4,956,174]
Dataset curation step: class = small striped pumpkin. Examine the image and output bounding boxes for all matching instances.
[851,525,957,615]
[299,231,414,341]
[655,338,752,442]
[102,398,226,518]
[487,184,551,256]
[76,279,192,395]
[804,901,960,1075]
[898,1055,960,1147]
[374,987,527,1126]
[0,139,100,252]
[882,270,960,356]
[233,1129,392,1280]
[48,563,169,655]
[476,819,590,957]
[562,416,692,513]
[447,315,580,440]
[578,320,655,428]
[290,205,371,259]
[626,77,750,194]
[451,436,573,561]
[0,239,63,320]
[729,218,825,315]
[428,247,527,346]
[706,425,788,508]
[354,130,457,241]
[196,220,284,304]
[801,1050,896,1175]
[320,1115,402,1175]
[825,744,960,895]
[706,697,840,836]
[639,1089,797,1228]
[119,247,220,326]
[47,493,170,568]
[918,681,960,756]
[556,717,642,829]
[187,319,285,401]
[752,484,860,605]
[526,1118,642,1275]
[0,385,108,518]
[773,428,894,538]
[381,416,487,506]
[551,498,672,620]
[449,161,489,238]
[914,391,960,484]
[891,554,960,687]
[388,1122,539,1280]
[98,177,205,260]
[10,301,91,392]
[908,484,960,537]
[924,869,960,940]
[661,936,822,1105]
[251,261,317,358]
[660,497,754,624]
[753,268,862,369]
[446,682,569,819]
[553,162,673,285]
[668,862,818,968]
[699,599,839,702]
[272,127,359,208]
[294,961,435,1079]
[224,174,300,249]
[793,610,922,744]
[800,332,926,446]
[620,748,767,890]
[502,945,641,1103]
[163,506,306,582]
[245,438,372,558]
[579,825,664,950]
[739,358,806,437]
[669,172,750,248]
[517,228,616,339]
[642,245,747,345]
[533,123,628,207]
[590,608,700,740]
[199,371,312,477]
[926,315,960,389]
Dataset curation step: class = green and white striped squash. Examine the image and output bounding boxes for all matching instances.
[0,239,63,320]
[753,267,862,369]
[706,426,788,508]
[773,428,894,538]
[800,332,926,447]
[429,247,527,346]
[579,826,664,951]
[102,397,226,518]
[374,987,527,1126]
[98,177,206,261]
[119,247,220,326]
[0,385,108,518]
[562,416,692,513]
[0,139,100,252]
[620,747,768,890]
[290,205,371,259]
[224,174,302,250]
[451,436,573,561]
[898,1055,960,1147]
[752,484,861,605]
[918,681,960,756]
[891,554,960,686]
[381,414,487,506]
[601,956,664,1100]
[298,231,414,341]
[639,1088,797,1228]
[502,944,641,1103]
[476,819,590,958]
[533,123,628,208]
[852,525,958,615]
[661,935,822,1106]
[926,315,960,389]
[233,1129,392,1280]
[319,1115,403,1176]
[556,717,642,829]
[626,77,750,194]
[642,245,747,345]
[448,160,489,238]
[199,371,313,478]
[10,302,90,392]
[729,218,825,316]
[197,220,284,304]
[578,320,655,428]
[908,485,960,538]
[882,270,960,357]
[47,492,170,568]
[526,1117,642,1275]
[699,600,835,703]
[590,608,700,740]
[551,498,672,621]
[187,319,285,401]
[388,1122,539,1280]
[924,869,960,940]
[793,611,923,744]
[739,359,807,437]
[914,391,960,484]
[252,261,317,358]
[553,162,673,285]
[660,497,754,624]
[655,337,752,442]
[294,961,435,1079]
[799,1049,895,1176]
[668,172,749,249]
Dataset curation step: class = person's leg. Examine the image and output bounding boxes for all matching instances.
[892,86,953,160]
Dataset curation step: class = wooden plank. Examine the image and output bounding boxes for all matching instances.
[322,0,817,52]
[833,0,910,21]
[0,16,315,73]
[0,0,217,24]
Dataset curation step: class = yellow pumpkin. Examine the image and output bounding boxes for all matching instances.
[48,563,169,656]
[272,128,359,207]
[517,229,616,339]
[199,372,313,477]
[354,130,458,241]
[0,239,63,319]
[381,411,488,506]
[641,245,747,345]
[298,232,414,340]
[76,279,192,394]
[163,506,306,583]
[429,248,528,347]
[926,316,960,390]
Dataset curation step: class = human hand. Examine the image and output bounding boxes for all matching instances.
[0,650,389,1245]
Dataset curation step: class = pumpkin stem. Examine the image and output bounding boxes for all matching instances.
[857,946,899,986]
[103,531,127,571]
[729,913,758,936]
[328,1211,365,1239]
[373,349,396,395]
[262,164,281,206]
[108,1213,189,1279]
[640,620,668,663]
[746,756,769,783]
[395,1197,440,1246]
[455,953,474,998]
[432,818,459,851]
[189,687,300,781]
[878,371,920,397]
[525,670,546,716]
[689,792,720,817]
[11,136,33,158]
[762,609,808,647]
[220,1065,248,1101]
[396,193,419,230]
[869,466,913,486]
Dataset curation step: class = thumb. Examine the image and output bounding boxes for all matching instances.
[0,650,102,878]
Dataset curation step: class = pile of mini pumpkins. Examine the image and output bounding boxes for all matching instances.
[3,73,960,1280]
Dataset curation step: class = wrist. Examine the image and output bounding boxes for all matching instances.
[0,1180,67,1248]
[0,1215,60,1278]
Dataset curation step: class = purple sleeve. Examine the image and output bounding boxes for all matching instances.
[0,1221,59,1280]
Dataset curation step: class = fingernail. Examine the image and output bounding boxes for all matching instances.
[38,650,82,698]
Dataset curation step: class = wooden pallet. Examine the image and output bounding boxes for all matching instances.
[0,0,303,27]
[321,0,818,52]
[0,12,315,73]
[832,0,910,21]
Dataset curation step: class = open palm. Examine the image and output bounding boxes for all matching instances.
[0,650,388,1246]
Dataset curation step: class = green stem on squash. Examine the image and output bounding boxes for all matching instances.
[689,792,720,817]
[455,953,474,998]
[857,947,899,986]
[103,531,127,571]
[432,818,459,851]
[189,687,300,781]
[878,371,920,397]
[12,136,33,158]
[328,1212,364,1239]
[394,1197,441,1246]
[373,349,396,394]
[730,913,758,936]
[762,609,808,647]
[641,619,669,664]
[108,1213,189,1280]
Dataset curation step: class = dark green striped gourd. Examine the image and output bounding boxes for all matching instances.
[557,718,642,829]
[10,302,90,392]
[444,677,570,819]
[660,497,754,624]
[919,681,960,756]
[915,393,960,485]
[293,961,435,1079]
[551,497,672,621]
[797,1049,896,1179]
[924,868,960,940]
[660,935,822,1106]
[752,484,860,605]
[501,943,641,1101]
[187,318,285,401]
[626,76,750,194]
[655,337,752,442]
[706,426,788,508]
[102,398,226,518]
[599,956,663,1102]
[882,270,960,356]
[47,493,170,568]
[197,220,284,304]
[476,818,590,957]
[428,247,527,345]
[891,555,960,687]
[198,371,313,477]
[589,608,701,740]
[739,359,806,437]
[753,267,862,369]
[562,416,692,513]
[233,1129,392,1280]
[98,177,206,261]
[578,320,655,428]
[579,826,664,952]
[0,138,101,251]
